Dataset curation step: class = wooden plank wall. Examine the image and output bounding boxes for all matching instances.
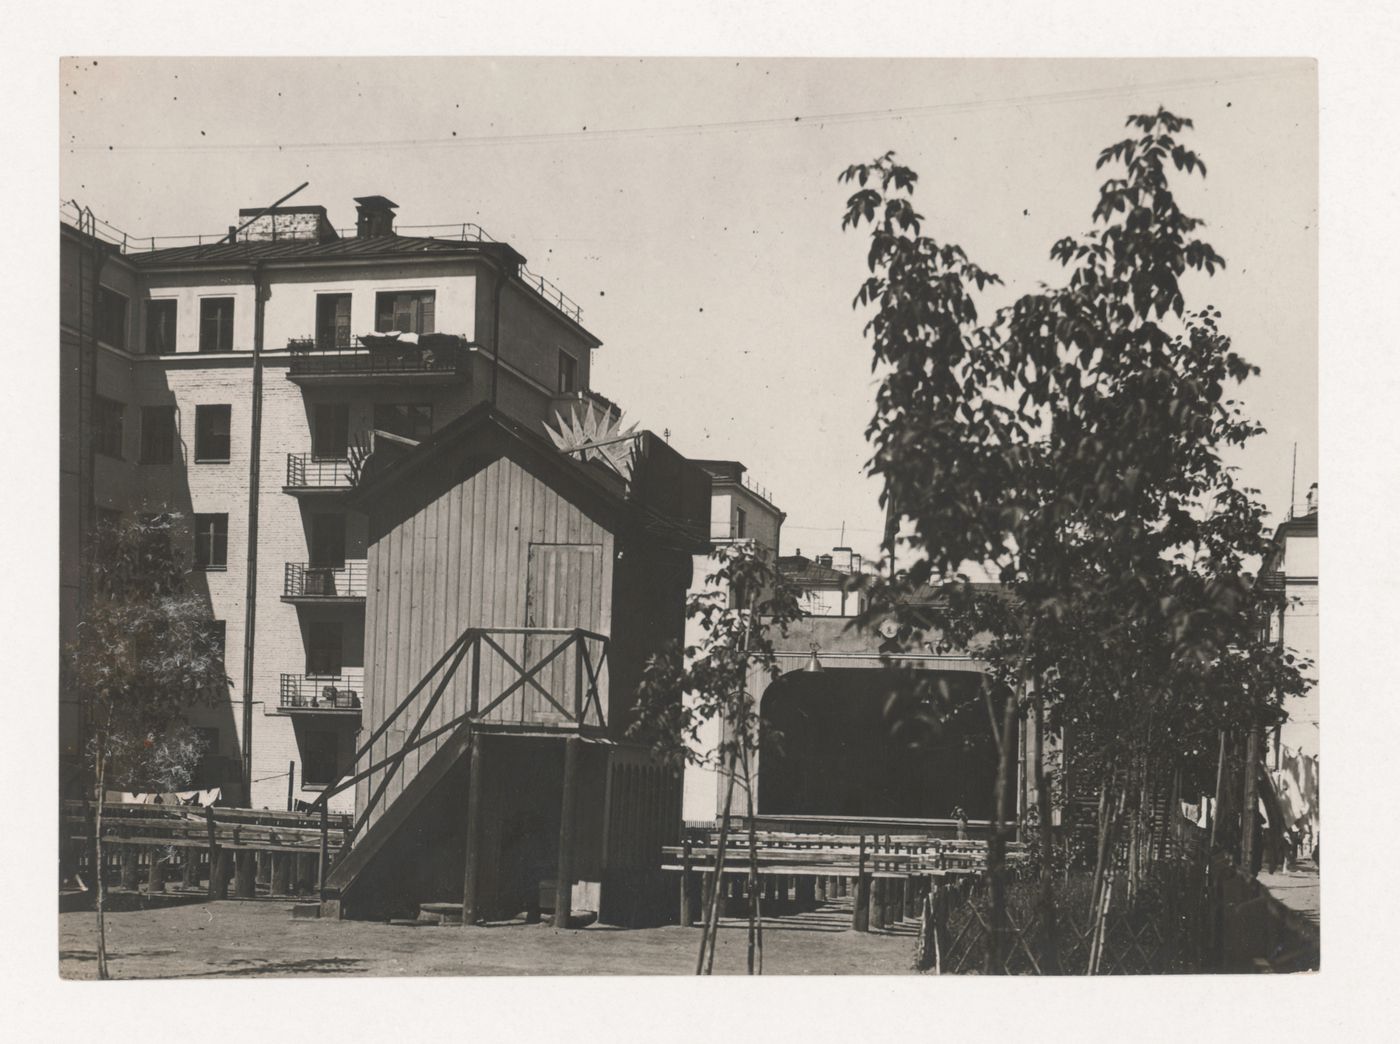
[356,457,614,834]
[599,744,682,926]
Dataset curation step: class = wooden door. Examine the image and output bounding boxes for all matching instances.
[524,543,603,724]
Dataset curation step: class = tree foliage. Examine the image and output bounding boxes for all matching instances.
[628,541,804,773]
[840,109,1310,862]
[69,514,229,790]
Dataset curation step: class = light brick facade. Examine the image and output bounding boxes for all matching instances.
[61,199,603,811]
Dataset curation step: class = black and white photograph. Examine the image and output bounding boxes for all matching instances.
[12,3,1400,1035]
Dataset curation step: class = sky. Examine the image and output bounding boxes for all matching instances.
[59,57,1317,563]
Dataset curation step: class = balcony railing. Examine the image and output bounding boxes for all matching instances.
[286,336,472,380]
[283,561,368,601]
[279,669,365,713]
[285,454,356,491]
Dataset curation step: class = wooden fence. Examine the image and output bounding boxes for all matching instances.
[62,801,351,899]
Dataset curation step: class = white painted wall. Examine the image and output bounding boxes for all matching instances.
[140,261,478,354]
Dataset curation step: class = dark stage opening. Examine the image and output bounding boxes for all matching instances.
[758,668,1006,820]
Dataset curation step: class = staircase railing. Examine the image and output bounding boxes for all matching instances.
[307,626,609,899]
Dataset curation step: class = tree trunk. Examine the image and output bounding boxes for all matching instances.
[697,746,737,975]
[1240,727,1261,878]
[741,743,762,975]
[984,682,1020,975]
[93,739,109,980]
[1033,691,1059,973]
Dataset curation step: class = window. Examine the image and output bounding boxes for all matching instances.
[301,729,339,788]
[146,299,177,355]
[312,403,350,459]
[194,514,228,570]
[94,396,124,459]
[199,297,235,352]
[373,403,432,441]
[139,405,177,464]
[306,621,343,677]
[309,513,346,569]
[374,290,435,334]
[96,287,128,350]
[735,506,747,539]
[194,404,231,462]
[315,293,352,349]
[558,350,578,393]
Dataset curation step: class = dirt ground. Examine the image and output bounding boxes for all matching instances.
[58,893,922,979]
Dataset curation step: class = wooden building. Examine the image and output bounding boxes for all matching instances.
[318,404,709,926]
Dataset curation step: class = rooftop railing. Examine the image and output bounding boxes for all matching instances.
[61,203,583,324]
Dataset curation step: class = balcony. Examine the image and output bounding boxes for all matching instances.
[283,454,356,496]
[285,335,472,385]
[278,670,364,715]
[282,561,368,603]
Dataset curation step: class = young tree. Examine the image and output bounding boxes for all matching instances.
[841,109,1309,971]
[66,514,229,979]
[628,541,803,974]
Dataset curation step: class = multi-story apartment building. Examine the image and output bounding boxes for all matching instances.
[61,196,607,812]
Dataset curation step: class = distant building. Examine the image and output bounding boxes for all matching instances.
[778,546,879,617]
[1263,485,1319,761]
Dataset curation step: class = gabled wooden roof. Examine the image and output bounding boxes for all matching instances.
[350,403,712,554]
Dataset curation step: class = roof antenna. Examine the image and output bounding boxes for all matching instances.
[225,181,310,243]
[839,521,845,546]
[1289,442,1297,520]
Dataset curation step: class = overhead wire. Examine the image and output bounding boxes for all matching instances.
[66,65,1310,156]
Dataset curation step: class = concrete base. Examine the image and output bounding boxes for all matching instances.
[290,903,322,920]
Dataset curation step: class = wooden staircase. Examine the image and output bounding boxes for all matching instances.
[324,726,474,912]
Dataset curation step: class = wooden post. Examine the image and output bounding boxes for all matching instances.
[234,850,256,898]
[120,844,139,890]
[461,733,486,926]
[904,876,919,920]
[701,868,715,926]
[816,875,828,902]
[205,807,220,898]
[553,736,581,929]
[256,850,271,886]
[680,836,696,926]
[147,847,165,893]
[271,852,291,896]
[1241,728,1261,878]
[211,850,231,900]
[296,853,315,895]
[286,760,296,812]
[318,802,329,901]
[182,847,198,889]
[853,835,870,932]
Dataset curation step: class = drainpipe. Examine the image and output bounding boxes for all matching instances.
[240,262,268,804]
[490,256,505,408]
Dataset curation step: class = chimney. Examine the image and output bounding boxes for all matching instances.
[354,195,399,238]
